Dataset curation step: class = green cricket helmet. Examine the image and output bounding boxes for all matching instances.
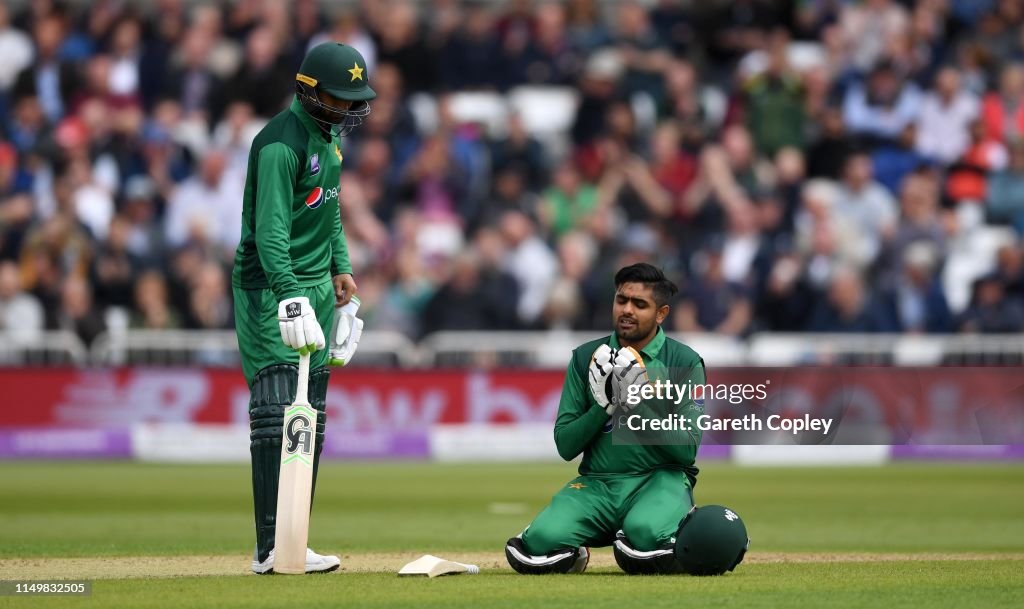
[296,42,376,136]
[674,504,750,576]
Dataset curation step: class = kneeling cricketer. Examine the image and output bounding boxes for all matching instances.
[505,263,749,575]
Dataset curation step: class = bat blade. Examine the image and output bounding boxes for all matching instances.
[274,352,314,574]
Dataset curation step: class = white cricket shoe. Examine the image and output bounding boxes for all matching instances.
[251,548,342,574]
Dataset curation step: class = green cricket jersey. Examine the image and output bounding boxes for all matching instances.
[232,96,352,300]
[554,327,706,483]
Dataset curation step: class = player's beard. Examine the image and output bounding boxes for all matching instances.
[616,315,655,345]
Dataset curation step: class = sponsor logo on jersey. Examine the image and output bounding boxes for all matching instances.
[306,187,324,209]
[310,153,320,176]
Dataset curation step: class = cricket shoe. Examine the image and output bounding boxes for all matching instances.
[251,548,342,574]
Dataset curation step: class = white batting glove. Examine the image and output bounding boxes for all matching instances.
[277,296,325,355]
[329,296,363,366]
[610,346,649,411]
[588,344,616,414]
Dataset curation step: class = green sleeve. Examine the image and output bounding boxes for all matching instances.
[654,360,706,466]
[553,357,609,461]
[255,142,301,301]
[330,204,352,276]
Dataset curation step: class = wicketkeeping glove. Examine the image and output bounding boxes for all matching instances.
[329,296,363,367]
[588,344,616,414]
[277,296,326,355]
[609,346,649,411]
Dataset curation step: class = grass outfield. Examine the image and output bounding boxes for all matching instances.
[0,462,1022,608]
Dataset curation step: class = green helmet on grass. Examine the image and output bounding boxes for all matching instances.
[674,505,750,576]
[296,42,376,136]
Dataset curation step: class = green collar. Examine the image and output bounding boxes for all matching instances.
[610,326,665,360]
[289,96,330,141]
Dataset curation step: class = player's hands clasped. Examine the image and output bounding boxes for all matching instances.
[609,347,649,412]
[329,296,363,366]
[588,344,616,414]
[277,296,326,355]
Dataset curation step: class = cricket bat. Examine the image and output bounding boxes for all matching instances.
[274,351,315,574]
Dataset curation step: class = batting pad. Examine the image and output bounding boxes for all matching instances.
[398,555,480,578]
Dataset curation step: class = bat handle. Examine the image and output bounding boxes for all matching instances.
[295,351,311,404]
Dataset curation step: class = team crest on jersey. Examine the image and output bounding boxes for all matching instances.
[305,187,324,209]
[310,153,320,176]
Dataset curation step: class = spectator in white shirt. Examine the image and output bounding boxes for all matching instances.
[916,66,980,165]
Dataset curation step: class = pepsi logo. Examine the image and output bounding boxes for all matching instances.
[306,187,324,209]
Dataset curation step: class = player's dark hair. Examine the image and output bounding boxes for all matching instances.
[614,263,678,307]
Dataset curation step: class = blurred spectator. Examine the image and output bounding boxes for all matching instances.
[883,242,952,333]
[499,210,558,327]
[57,274,106,346]
[986,140,1024,232]
[807,266,896,332]
[107,16,144,99]
[661,59,726,149]
[162,28,226,125]
[884,173,947,276]
[995,242,1024,302]
[742,29,806,157]
[371,1,437,94]
[120,175,165,266]
[0,4,33,94]
[0,259,44,343]
[705,0,780,74]
[422,250,505,333]
[489,113,547,192]
[612,1,671,99]
[806,107,855,180]
[186,261,232,330]
[871,123,930,195]
[945,119,1008,204]
[674,242,752,337]
[956,273,1024,333]
[842,60,922,146]
[164,149,242,253]
[544,230,596,330]
[131,270,181,330]
[90,214,138,310]
[649,120,697,209]
[834,152,898,266]
[915,66,979,165]
[439,2,503,90]
[12,14,80,123]
[565,0,611,52]
[754,250,814,331]
[226,26,292,118]
[539,160,597,238]
[980,63,1024,144]
[839,0,909,72]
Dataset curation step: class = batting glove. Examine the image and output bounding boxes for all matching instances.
[609,346,649,411]
[277,296,326,355]
[588,344,617,414]
[329,296,363,366]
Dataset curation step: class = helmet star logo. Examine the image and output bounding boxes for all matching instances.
[568,483,586,490]
[348,62,364,82]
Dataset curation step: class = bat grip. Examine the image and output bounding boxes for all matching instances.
[295,351,310,404]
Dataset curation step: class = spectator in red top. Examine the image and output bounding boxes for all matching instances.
[981,63,1024,143]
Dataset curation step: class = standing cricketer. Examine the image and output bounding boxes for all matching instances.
[232,43,374,574]
[505,263,749,575]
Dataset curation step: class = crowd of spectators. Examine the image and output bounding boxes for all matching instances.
[2,0,1024,348]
